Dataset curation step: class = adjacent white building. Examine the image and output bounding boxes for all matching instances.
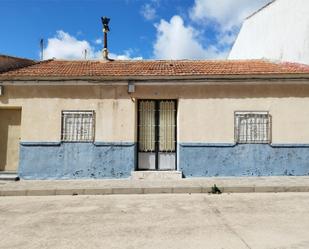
[229,0,309,65]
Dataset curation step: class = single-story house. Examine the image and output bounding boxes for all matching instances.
[1,59,309,179]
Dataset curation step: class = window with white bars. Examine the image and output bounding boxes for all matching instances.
[61,111,95,142]
[235,112,271,144]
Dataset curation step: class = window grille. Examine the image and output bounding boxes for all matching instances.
[61,111,95,142]
[235,112,271,144]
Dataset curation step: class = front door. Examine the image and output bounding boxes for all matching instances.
[0,109,21,172]
[138,100,177,170]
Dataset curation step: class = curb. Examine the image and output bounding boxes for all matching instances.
[1,185,309,196]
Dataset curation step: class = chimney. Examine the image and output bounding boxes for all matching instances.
[101,16,110,60]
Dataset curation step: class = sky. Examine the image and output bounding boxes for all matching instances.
[0,0,271,61]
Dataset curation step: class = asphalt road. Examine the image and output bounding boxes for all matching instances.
[0,193,309,249]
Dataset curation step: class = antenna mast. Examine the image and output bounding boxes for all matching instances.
[40,38,44,61]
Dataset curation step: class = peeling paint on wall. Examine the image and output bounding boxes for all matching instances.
[179,143,309,177]
[19,142,136,179]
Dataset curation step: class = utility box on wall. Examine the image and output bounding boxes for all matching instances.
[128,82,135,93]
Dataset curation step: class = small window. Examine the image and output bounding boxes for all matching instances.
[235,112,271,144]
[61,111,95,142]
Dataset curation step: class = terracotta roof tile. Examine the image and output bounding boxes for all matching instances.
[1,59,309,80]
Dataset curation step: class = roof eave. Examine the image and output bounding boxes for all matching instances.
[245,0,277,20]
[2,73,309,83]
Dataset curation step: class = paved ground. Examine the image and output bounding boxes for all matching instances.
[2,176,309,196]
[1,193,309,249]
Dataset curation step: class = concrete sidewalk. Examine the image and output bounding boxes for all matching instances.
[1,176,309,196]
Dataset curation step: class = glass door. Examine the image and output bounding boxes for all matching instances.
[138,100,177,170]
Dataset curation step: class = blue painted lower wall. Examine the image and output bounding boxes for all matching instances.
[19,142,136,179]
[179,143,309,177]
[19,142,309,179]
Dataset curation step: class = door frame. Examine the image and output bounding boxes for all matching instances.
[136,99,178,171]
[0,107,22,172]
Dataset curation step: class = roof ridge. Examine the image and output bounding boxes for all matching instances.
[50,58,269,63]
[34,58,55,64]
[246,0,277,20]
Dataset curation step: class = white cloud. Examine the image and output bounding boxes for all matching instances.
[44,31,92,60]
[140,3,157,20]
[183,0,272,59]
[109,50,143,60]
[94,38,102,45]
[218,32,239,46]
[153,15,228,60]
[43,30,142,60]
[190,0,271,31]
[153,2,272,59]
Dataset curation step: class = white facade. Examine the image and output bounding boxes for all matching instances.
[229,0,309,65]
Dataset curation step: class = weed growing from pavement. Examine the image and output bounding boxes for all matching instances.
[211,184,222,194]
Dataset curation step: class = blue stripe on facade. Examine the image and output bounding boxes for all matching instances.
[179,143,309,177]
[19,142,309,179]
[19,142,136,179]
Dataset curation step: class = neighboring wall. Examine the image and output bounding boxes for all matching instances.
[1,82,309,178]
[229,0,309,65]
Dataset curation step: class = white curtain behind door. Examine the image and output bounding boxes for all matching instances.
[139,101,156,151]
[159,101,175,152]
